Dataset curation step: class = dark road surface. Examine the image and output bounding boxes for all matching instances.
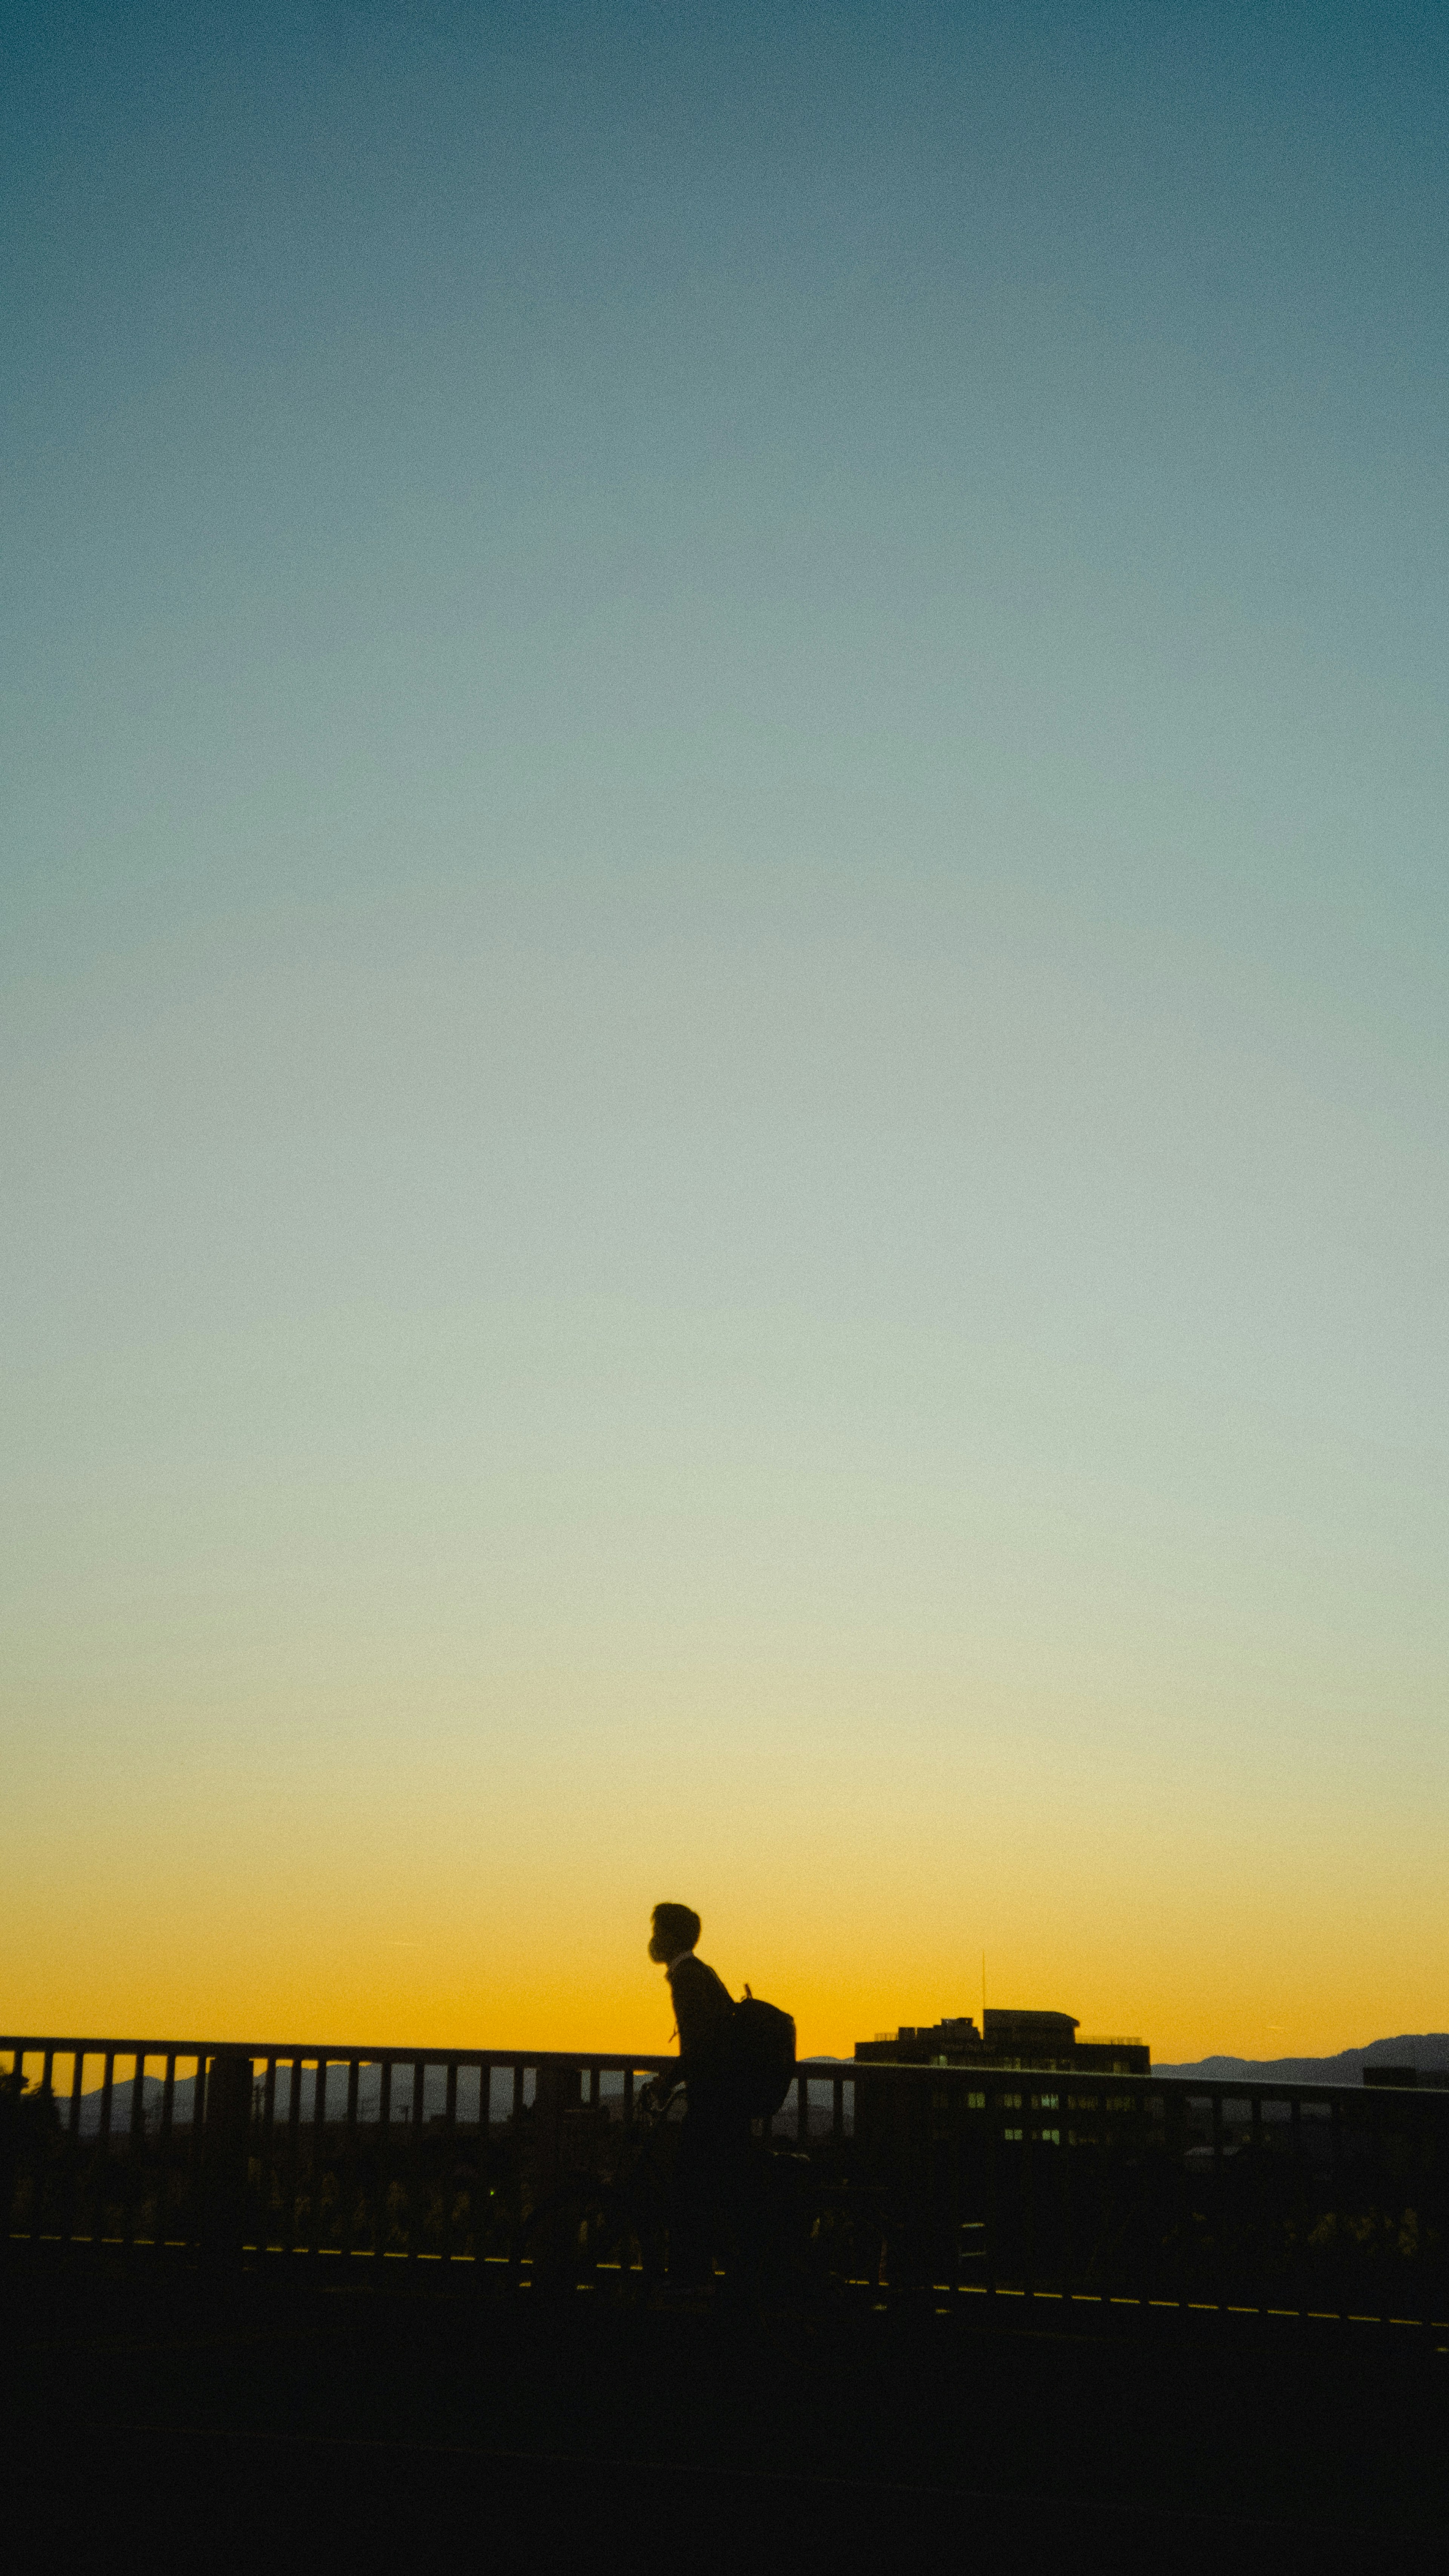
[9,2264,1448,2570]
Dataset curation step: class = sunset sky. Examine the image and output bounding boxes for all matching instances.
[5,1,1446,2063]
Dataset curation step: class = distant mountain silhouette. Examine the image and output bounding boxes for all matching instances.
[51,2056,835,2137]
[1154,2034,1449,2084]
[55,2062,502,2136]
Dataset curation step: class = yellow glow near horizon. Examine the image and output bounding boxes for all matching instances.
[6,1656,1444,2064]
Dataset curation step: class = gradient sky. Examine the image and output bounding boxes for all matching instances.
[4,1,1446,2061]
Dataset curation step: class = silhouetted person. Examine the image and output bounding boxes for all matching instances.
[646,1901,750,2292]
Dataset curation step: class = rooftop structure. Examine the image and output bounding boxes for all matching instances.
[855,2008,1149,2075]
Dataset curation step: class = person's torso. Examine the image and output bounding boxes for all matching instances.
[667,1954,734,2064]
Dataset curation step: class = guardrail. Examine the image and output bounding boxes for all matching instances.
[4,2039,1446,2329]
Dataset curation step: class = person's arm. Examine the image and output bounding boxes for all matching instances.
[638,1967,689,2115]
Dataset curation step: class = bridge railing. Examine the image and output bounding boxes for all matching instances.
[4,2039,1446,2329]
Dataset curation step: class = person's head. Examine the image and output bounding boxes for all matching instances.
[648,1902,701,1964]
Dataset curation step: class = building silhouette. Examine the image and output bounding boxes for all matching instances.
[854,2009,1149,2076]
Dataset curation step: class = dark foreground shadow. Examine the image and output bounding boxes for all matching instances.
[8,2263,1448,2573]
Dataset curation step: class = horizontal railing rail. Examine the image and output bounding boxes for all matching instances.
[5,2040,680,2066]
[5,2041,1447,2329]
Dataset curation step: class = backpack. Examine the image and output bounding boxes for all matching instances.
[727,1985,797,2118]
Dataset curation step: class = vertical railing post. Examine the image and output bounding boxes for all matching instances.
[377,2059,393,2259]
[156,2055,177,2261]
[1021,2102,1036,2311]
[946,2079,961,2308]
[1211,2090,1225,2310]
[408,2061,426,2261]
[1289,2093,1304,2315]
[200,2050,254,2268]
[472,2062,494,2281]
[506,2063,527,2288]
[442,2061,459,2263]
[35,2049,54,2246]
[0,2049,24,2267]
[984,2084,999,2318]
[282,2057,303,2256]
[309,2061,329,2261]
[97,2053,116,2246]
[62,2051,85,2252]
[186,2056,208,2245]
[255,2060,277,2262]
[342,2061,360,2263]
[1061,2087,1077,2311]
[123,2051,147,2252]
